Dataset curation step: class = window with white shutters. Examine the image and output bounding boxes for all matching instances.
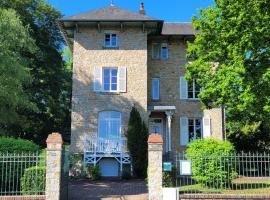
[93,67,126,93]
[180,117,203,146]
[180,76,200,100]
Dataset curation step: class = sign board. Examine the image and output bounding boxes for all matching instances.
[180,160,192,175]
[163,162,172,172]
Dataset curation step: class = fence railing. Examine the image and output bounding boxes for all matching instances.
[84,136,128,154]
[174,152,270,196]
[0,152,46,196]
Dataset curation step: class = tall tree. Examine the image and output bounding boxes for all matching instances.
[0,8,36,134]
[126,107,148,178]
[0,0,72,144]
[186,0,270,151]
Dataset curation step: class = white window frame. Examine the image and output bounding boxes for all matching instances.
[102,68,118,92]
[188,79,200,99]
[104,33,118,48]
[188,118,202,142]
[152,78,160,100]
[152,43,169,60]
[98,111,121,139]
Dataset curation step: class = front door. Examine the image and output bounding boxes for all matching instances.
[149,118,163,135]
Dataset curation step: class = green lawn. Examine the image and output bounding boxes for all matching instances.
[179,177,270,195]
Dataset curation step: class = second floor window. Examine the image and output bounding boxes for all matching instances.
[180,76,200,99]
[94,66,127,93]
[103,68,118,92]
[188,80,200,99]
[104,33,118,48]
[152,78,160,100]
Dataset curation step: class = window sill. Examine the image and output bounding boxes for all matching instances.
[95,91,126,95]
[180,98,200,101]
[151,58,168,61]
[103,46,119,50]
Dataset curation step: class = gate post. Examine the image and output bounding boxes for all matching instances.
[46,132,63,200]
[148,134,163,200]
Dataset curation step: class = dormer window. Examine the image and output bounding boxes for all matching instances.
[104,33,118,48]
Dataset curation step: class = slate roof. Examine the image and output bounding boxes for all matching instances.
[60,6,161,22]
[162,22,195,35]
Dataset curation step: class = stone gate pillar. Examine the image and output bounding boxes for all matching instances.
[148,134,163,200]
[46,132,63,200]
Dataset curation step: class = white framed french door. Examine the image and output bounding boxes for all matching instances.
[98,111,121,139]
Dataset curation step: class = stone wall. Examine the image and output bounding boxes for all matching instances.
[203,107,224,140]
[148,38,202,152]
[71,27,148,152]
[147,38,224,151]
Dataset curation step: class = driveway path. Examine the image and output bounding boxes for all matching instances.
[68,179,148,200]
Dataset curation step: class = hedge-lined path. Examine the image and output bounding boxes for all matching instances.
[68,179,148,200]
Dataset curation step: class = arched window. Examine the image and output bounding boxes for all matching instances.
[98,111,121,139]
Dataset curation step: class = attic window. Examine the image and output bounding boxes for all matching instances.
[104,33,118,48]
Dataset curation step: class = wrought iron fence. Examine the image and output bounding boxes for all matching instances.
[0,152,46,196]
[174,152,270,195]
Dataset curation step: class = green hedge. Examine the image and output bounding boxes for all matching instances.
[0,137,40,152]
[186,139,237,188]
[21,166,46,195]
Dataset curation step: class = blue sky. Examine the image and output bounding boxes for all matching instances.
[47,0,214,22]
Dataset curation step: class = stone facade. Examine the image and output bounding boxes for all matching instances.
[70,20,224,153]
[71,27,148,152]
[148,38,223,151]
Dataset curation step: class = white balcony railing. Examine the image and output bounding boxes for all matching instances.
[84,137,128,154]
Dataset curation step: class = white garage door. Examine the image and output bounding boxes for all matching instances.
[99,158,119,177]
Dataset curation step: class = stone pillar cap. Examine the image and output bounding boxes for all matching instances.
[148,134,163,144]
[46,132,63,144]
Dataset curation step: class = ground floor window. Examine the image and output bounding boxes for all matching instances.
[188,118,202,142]
[98,111,121,139]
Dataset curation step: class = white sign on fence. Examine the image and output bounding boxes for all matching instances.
[180,160,192,175]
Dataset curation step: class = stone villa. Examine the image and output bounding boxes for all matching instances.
[59,3,225,176]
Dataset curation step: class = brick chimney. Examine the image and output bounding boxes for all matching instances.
[140,2,146,15]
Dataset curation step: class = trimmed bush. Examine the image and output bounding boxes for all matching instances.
[186,139,237,188]
[21,166,46,195]
[0,137,40,152]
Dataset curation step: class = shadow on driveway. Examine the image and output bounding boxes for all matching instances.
[68,179,148,200]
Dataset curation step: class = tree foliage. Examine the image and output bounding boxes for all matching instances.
[0,8,36,133]
[0,0,72,144]
[186,0,270,151]
[126,107,148,178]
